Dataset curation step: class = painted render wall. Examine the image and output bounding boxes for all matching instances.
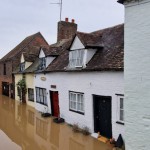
[15,74,22,101]
[15,74,35,108]
[34,71,124,140]
[25,74,35,108]
[125,1,150,149]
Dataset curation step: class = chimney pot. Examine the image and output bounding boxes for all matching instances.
[65,18,69,22]
[72,19,75,23]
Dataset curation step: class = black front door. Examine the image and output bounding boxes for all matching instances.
[2,82,9,97]
[93,95,112,138]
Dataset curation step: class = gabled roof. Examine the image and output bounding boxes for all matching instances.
[68,32,103,50]
[0,32,48,62]
[22,46,40,62]
[46,24,124,72]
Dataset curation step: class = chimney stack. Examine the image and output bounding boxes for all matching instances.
[65,17,69,22]
[72,19,75,23]
[57,18,77,42]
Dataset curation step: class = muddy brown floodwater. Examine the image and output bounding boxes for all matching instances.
[0,95,112,150]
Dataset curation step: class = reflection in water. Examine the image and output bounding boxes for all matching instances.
[36,118,48,140]
[0,95,112,150]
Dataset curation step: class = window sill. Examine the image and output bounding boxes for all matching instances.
[36,101,47,106]
[28,100,34,102]
[69,109,84,115]
[116,121,124,125]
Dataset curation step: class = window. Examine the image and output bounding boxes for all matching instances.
[39,57,46,70]
[20,62,25,72]
[119,97,124,121]
[117,96,124,123]
[3,63,6,75]
[17,87,21,97]
[69,91,84,114]
[69,50,84,68]
[36,87,47,106]
[28,88,34,102]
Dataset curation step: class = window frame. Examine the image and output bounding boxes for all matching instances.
[69,91,84,115]
[36,87,47,106]
[69,49,84,68]
[39,57,46,70]
[20,62,25,72]
[28,88,34,102]
[116,95,124,125]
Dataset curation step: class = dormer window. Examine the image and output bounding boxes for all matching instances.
[20,62,25,72]
[69,49,84,68]
[39,57,46,70]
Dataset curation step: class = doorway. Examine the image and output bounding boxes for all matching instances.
[93,95,112,138]
[50,91,60,117]
[2,82,9,97]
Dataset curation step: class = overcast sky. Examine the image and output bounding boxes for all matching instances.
[0,0,124,58]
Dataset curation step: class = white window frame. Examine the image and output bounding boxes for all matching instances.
[69,91,84,114]
[36,87,47,106]
[69,49,84,68]
[117,95,124,123]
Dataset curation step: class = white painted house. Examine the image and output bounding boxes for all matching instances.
[118,0,150,149]
[34,23,125,140]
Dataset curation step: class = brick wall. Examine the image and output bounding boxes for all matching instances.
[57,20,77,42]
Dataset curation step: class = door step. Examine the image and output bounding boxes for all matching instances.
[98,136,109,143]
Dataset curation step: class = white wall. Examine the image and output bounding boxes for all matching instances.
[125,0,150,149]
[39,49,45,58]
[21,54,25,63]
[70,36,85,50]
[34,71,124,140]
[46,57,55,68]
[84,49,97,67]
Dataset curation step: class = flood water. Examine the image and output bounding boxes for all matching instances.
[0,95,112,150]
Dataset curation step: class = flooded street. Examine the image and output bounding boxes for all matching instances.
[0,95,112,150]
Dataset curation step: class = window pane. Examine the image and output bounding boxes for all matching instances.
[120,98,124,109]
[120,110,124,121]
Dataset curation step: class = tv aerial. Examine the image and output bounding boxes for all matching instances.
[50,0,63,21]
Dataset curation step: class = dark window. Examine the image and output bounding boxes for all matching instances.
[3,64,6,75]
[20,62,25,72]
[28,88,34,102]
[17,87,21,97]
[38,57,46,70]
[36,87,47,106]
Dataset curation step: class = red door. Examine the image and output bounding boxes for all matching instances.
[51,91,59,117]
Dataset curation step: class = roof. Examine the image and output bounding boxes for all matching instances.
[0,32,47,62]
[117,0,137,4]
[22,46,40,62]
[69,32,103,50]
[42,39,72,56]
[46,24,124,72]
[14,24,124,74]
[117,0,124,3]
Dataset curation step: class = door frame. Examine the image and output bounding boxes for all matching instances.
[50,91,60,117]
[93,95,112,138]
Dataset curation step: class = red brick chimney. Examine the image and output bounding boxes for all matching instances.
[57,18,77,42]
